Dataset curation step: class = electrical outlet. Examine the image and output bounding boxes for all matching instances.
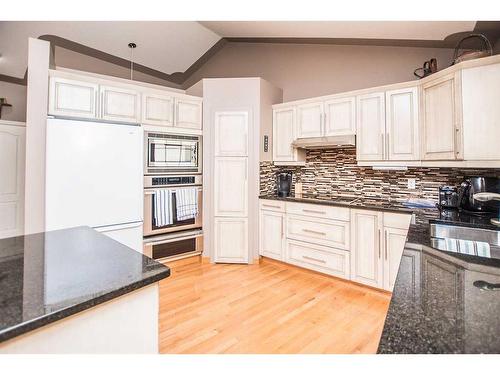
[407,178,416,189]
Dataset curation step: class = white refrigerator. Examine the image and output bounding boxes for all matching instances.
[45,118,143,252]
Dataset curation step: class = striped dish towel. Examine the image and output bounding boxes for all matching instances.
[154,189,173,227]
[176,188,199,221]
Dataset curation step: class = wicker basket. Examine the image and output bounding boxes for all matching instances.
[452,33,493,65]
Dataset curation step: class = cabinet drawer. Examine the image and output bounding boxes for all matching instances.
[383,212,411,230]
[259,199,286,213]
[286,201,350,221]
[287,215,350,250]
[286,239,350,279]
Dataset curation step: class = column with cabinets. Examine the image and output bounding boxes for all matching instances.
[213,111,249,263]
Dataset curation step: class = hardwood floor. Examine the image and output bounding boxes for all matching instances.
[158,257,391,354]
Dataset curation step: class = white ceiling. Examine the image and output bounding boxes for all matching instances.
[200,21,477,40]
[0,21,221,78]
[0,21,478,79]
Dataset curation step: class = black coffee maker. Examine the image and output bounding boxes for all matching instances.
[459,176,500,213]
[277,172,293,197]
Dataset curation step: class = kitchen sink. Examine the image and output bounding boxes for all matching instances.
[430,223,500,259]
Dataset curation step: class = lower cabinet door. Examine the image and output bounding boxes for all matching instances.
[214,217,249,264]
[350,209,384,288]
[286,239,350,279]
[383,227,408,291]
[259,210,284,261]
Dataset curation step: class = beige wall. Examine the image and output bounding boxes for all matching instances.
[0,81,27,122]
[184,42,455,101]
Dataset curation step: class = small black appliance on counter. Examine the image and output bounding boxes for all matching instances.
[459,176,500,213]
[438,186,460,209]
[277,172,292,197]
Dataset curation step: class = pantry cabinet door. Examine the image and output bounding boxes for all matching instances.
[356,92,386,161]
[49,77,99,119]
[383,227,408,291]
[100,85,140,123]
[214,157,248,217]
[214,111,248,157]
[273,107,296,162]
[386,87,420,161]
[214,217,249,263]
[421,73,462,160]
[175,98,202,130]
[141,92,174,126]
[296,102,323,138]
[259,210,284,261]
[350,209,383,288]
[324,96,356,136]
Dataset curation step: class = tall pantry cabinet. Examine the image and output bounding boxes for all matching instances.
[188,78,282,264]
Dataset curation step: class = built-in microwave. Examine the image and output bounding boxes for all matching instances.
[144,131,201,175]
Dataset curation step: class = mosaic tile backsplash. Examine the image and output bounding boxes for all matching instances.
[260,148,500,203]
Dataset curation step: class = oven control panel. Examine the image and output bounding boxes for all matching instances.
[144,174,202,188]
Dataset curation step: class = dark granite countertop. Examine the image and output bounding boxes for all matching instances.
[260,194,500,353]
[0,226,170,344]
[259,194,415,214]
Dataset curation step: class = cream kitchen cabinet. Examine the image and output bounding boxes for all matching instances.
[141,91,174,127]
[296,101,324,138]
[214,157,248,217]
[214,217,249,263]
[462,63,500,161]
[421,73,463,160]
[100,85,140,123]
[350,209,384,288]
[356,92,386,161]
[383,227,409,291]
[324,96,356,136]
[175,97,202,130]
[259,209,285,261]
[357,87,419,162]
[49,77,99,119]
[273,107,305,164]
[385,87,419,161]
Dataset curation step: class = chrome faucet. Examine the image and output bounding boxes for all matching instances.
[473,192,500,226]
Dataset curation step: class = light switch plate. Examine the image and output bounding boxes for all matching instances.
[408,178,416,189]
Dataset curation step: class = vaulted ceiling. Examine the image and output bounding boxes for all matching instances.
[1,21,496,83]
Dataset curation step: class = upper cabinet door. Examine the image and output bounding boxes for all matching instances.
[356,92,386,161]
[49,77,99,119]
[273,107,296,162]
[350,209,384,289]
[421,73,462,160]
[462,64,500,160]
[175,98,202,130]
[296,102,323,138]
[324,96,356,136]
[214,111,249,157]
[100,85,140,123]
[385,87,419,161]
[141,92,174,126]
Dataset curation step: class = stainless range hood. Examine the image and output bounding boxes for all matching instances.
[292,135,356,149]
